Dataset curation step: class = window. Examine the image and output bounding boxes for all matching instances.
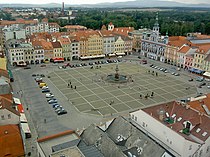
[1,115,5,120]
[8,114,11,119]
[134,116,137,121]
[189,145,192,150]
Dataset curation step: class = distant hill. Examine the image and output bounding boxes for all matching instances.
[1,0,210,8]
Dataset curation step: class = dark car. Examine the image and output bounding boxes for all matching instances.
[57,110,67,115]
[47,98,57,102]
[200,82,206,86]
[32,74,36,77]
[24,67,31,69]
[42,89,50,93]
[40,74,45,77]
[188,78,193,82]
[40,64,46,67]
[52,103,59,108]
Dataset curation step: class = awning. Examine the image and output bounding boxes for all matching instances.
[203,72,210,77]
[13,97,21,105]
[17,104,24,113]
[20,113,27,123]
[189,68,204,74]
[108,54,116,57]
[116,52,125,56]
[21,123,31,133]
[80,54,105,59]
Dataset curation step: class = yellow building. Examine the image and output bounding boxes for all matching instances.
[0,58,7,70]
[73,31,104,59]
[193,45,210,70]
[114,36,125,55]
[51,41,62,58]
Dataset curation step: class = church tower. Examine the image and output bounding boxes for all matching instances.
[151,13,160,42]
[108,22,114,31]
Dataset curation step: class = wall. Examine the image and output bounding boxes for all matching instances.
[0,109,20,125]
[130,110,200,157]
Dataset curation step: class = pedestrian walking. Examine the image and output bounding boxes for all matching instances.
[75,86,77,89]
[44,119,46,123]
[67,83,70,87]
[140,94,142,99]
[71,85,73,89]
[151,92,154,97]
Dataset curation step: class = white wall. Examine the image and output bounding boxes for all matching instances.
[37,143,46,157]
[130,110,200,157]
[0,109,20,125]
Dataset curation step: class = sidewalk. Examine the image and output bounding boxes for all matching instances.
[11,69,38,157]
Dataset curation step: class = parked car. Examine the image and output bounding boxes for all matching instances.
[46,93,54,98]
[196,76,204,82]
[40,74,45,77]
[42,89,50,93]
[171,72,175,75]
[32,74,36,77]
[57,110,67,115]
[200,82,206,86]
[52,103,59,108]
[47,98,57,102]
[42,86,49,90]
[174,73,180,76]
[188,78,193,82]
[40,65,46,67]
[48,99,58,104]
[24,66,31,69]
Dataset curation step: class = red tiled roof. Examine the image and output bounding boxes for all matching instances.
[64,25,87,29]
[0,97,20,116]
[196,45,210,54]
[188,94,210,115]
[40,41,53,50]
[112,27,134,36]
[49,22,60,28]
[58,37,70,45]
[0,124,24,157]
[178,45,191,54]
[0,94,13,102]
[168,36,190,47]
[51,41,62,48]
[99,30,114,37]
[142,101,210,142]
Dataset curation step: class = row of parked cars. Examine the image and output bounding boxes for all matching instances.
[60,59,122,69]
[33,75,67,115]
[150,64,180,76]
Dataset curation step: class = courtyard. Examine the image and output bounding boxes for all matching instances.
[47,62,196,116]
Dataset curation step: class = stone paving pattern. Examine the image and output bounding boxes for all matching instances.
[48,62,196,116]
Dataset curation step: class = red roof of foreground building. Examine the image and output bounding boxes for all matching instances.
[0,124,25,157]
[142,101,210,142]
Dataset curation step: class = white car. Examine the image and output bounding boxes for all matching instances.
[46,93,54,98]
[207,86,210,89]
[42,86,49,90]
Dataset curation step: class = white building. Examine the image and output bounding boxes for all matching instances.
[25,21,49,35]
[48,23,60,33]
[32,40,45,64]
[3,26,26,41]
[130,101,210,157]
[0,98,20,126]
[6,39,34,66]
[99,30,115,56]
[141,13,168,62]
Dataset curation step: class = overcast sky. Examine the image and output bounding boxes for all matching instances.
[0,0,209,5]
